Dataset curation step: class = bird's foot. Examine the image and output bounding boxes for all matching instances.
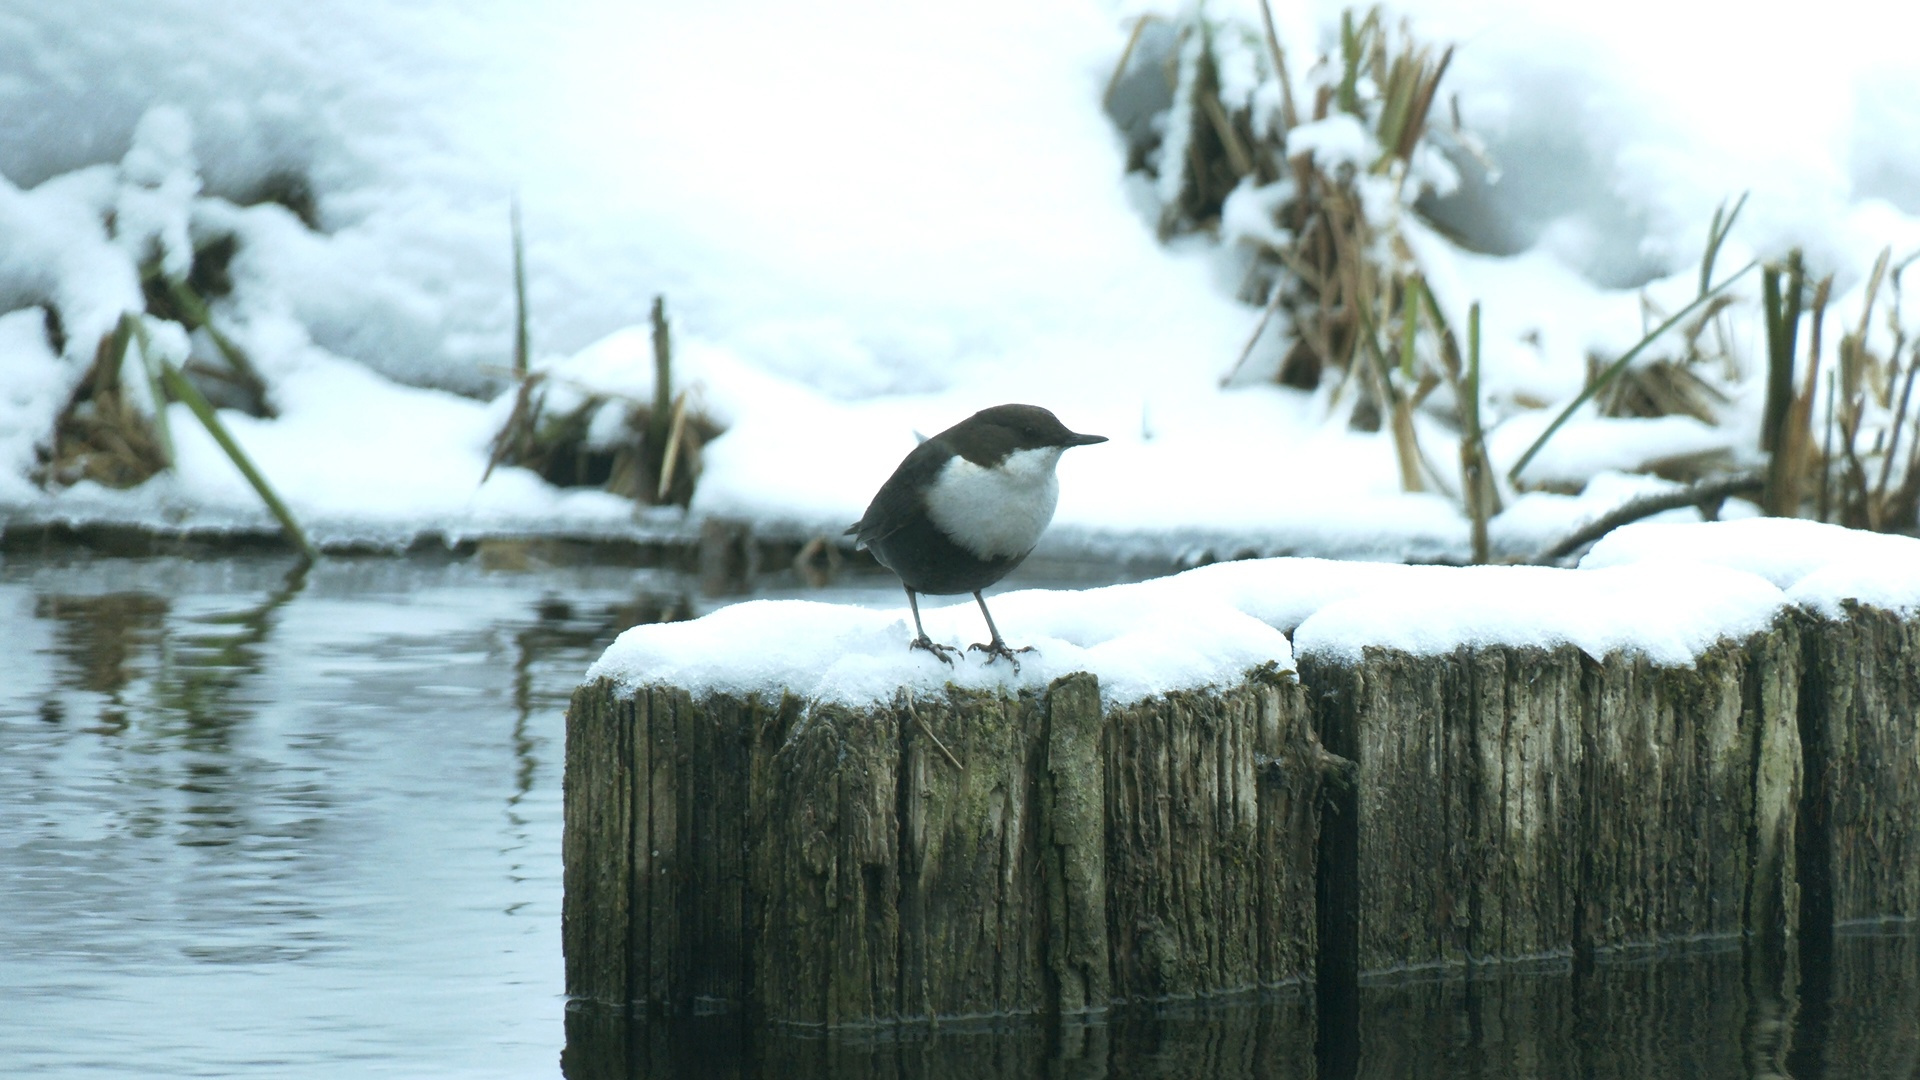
[968,638,1035,673]
[910,635,960,666]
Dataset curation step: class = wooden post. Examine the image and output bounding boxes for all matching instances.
[1040,673,1110,1013]
[565,602,1920,1026]
[563,666,1333,1023]
[1299,621,1802,976]
[1797,605,1920,928]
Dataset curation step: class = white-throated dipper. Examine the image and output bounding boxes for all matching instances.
[847,404,1107,669]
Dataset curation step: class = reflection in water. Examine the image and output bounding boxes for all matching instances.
[563,933,1920,1079]
[0,551,695,1078]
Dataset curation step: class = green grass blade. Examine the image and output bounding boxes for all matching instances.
[1337,10,1363,115]
[1508,259,1758,485]
[511,197,529,378]
[126,315,175,466]
[162,276,271,410]
[1698,192,1747,298]
[156,361,318,563]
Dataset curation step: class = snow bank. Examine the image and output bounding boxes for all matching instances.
[4,3,1920,560]
[591,519,1920,706]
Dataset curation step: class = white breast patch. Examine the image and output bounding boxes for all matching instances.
[924,447,1064,559]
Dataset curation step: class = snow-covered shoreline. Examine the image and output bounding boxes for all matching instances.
[4,3,1920,562]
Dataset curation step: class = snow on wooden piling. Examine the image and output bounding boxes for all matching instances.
[564,519,1920,1024]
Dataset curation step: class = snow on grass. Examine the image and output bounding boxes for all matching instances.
[2,3,1920,556]
[591,519,1920,707]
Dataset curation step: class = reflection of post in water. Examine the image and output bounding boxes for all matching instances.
[1785,928,1832,1080]
[1743,937,1798,1080]
[554,935,1920,1079]
[560,996,1325,1080]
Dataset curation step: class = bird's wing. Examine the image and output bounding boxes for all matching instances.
[847,438,950,548]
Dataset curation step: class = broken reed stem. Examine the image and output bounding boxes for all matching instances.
[1761,251,1806,515]
[1772,276,1833,519]
[155,357,318,564]
[481,372,541,484]
[656,391,690,503]
[1760,251,1804,457]
[481,203,539,486]
[650,295,673,463]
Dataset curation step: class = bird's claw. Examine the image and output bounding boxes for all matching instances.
[968,638,1035,673]
[910,635,960,666]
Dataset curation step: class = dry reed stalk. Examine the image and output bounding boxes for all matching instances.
[1769,274,1833,518]
[656,391,690,504]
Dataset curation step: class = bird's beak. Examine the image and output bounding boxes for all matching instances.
[1065,431,1108,447]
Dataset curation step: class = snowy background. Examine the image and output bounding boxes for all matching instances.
[4,0,1920,559]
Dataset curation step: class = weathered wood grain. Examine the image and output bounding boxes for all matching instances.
[1041,673,1109,1014]
[1798,605,1920,928]
[561,686,631,1007]
[564,667,1330,1023]
[1299,621,1803,976]
[562,602,1920,1027]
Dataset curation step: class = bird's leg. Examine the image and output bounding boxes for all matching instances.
[966,590,1035,672]
[905,587,958,665]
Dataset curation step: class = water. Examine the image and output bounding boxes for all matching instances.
[2,548,1917,1078]
[559,934,1920,1079]
[0,549,711,1078]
